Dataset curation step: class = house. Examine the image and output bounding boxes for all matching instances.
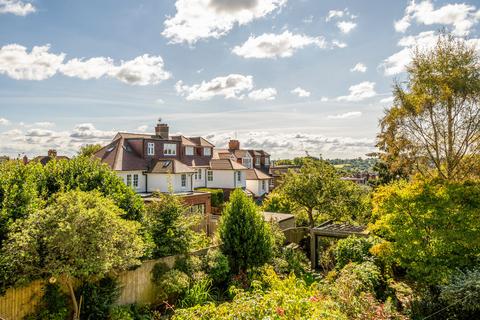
[29,149,69,165]
[246,168,272,198]
[269,164,300,189]
[263,212,295,230]
[217,139,271,174]
[93,119,251,213]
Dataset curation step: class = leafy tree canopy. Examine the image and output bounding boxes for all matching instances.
[370,177,480,285]
[78,144,103,158]
[0,190,145,319]
[377,33,480,181]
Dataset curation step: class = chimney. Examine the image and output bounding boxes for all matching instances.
[22,155,28,164]
[228,139,240,150]
[155,118,169,139]
[48,149,57,158]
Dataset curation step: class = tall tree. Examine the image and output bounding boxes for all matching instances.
[279,159,367,228]
[78,144,103,158]
[0,190,145,319]
[219,189,274,273]
[377,33,480,180]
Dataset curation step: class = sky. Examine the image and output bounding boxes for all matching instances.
[1,0,480,159]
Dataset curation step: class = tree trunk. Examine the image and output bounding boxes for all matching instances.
[66,279,80,320]
[307,208,316,269]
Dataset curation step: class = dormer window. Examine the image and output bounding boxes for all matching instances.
[164,143,176,156]
[204,147,211,156]
[265,157,270,166]
[255,157,260,166]
[147,142,155,155]
[185,146,194,156]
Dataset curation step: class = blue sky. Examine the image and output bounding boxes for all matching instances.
[1,0,480,158]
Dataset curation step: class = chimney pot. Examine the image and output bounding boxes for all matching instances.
[48,149,57,158]
[228,139,240,150]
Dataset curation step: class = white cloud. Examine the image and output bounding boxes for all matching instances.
[337,81,377,102]
[380,31,441,76]
[0,44,65,80]
[248,88,277,100]
[33,122,55,128]
[332,40,347,48]
[395,0,480,36]
[291,87,311,98]
[302,15,313,24]
[25,128,55,137]
[176,74,254,100]
[350,62,367,73]
[162,0,287,44]
[136,125,149,132]
[320,96,329,102]
[155,98,165,104]
[70,123,114,140]
[232,31,327,59]
[111,54,171,86]
[380,96,394,103]
[60,57,114,80]
[326,9,346,21]
[205,130,375,159]
[0,44,171,85]
[327,111,362,119]
[0,0,35,16]
[337,21,357,34]
[0,118,10,125]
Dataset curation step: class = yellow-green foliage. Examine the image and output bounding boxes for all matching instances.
[173,268,348,320]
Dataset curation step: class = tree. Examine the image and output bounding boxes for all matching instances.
[0,190,145,319]
[370,178,480,285]
[219,189,274,273]
[377,33,480,181]
[78,144,103,158]
[0,161,44,246]
[144,192,199,258]
[278,159,367,228]
[42,157,145,221]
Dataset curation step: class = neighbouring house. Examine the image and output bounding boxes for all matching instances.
[29,149,69,165]
[269,164,301,189]
[246,168,272,198]
[93,120,254,215]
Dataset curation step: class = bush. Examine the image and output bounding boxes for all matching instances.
[174,255,203,275]
[219,189,274,273]
[77,277,120,320]
[109,304,159,320]
[273,245,311,280]
[25,283,69,320]
[179,278,213,308]
[197,188,224,207]
[440,267,480,312]
[154,269,190,302]
[203,249,230,285]
[334,236,375,270]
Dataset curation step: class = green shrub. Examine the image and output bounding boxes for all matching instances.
[109,304,159,320]
[334,236,375,270]
[180,278,213,308]
[336,262,382,294]
[151,262,170,283]
[219,189,274,273]
[174,255,203,275]
[154,269,190,302]
[273,245,311,280]
[25,283,69,320]
[197,188,224,207]
[441,267,480,312]
[77,277,120,320]
[203,249,230,285]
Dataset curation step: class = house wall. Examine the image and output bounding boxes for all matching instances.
[146,173,193,193]
[246,179,270,197]
[117,171,146,193]
[193,168,207,189]
[206,170,246,189]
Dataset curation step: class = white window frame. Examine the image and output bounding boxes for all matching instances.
[203,147,211,156]
[185,146,194,156]
[133,174,139,188]
[163,143,177,156]
[243,157,252,169]
[181,174,187,187]
[126,174,132,186]
[237,171,242,182]
[207,170,213,182]
[147,142,155,156]
[265,157,270,166]
[262,180,266,190]
[198,169,202,180]
[255,157,260,166]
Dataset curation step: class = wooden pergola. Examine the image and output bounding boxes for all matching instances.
[309,220,368,269]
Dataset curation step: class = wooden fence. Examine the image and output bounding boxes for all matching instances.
[0,247,216,320]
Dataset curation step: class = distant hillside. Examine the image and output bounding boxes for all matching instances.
[326,158,378,173]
